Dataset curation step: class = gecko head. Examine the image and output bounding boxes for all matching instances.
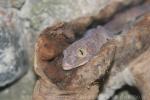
[62,42,90,70]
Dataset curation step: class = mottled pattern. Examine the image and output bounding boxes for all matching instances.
[0,9,27,87]
[98,13,150,100]
[19,0,108,30]
[0,0,25,9]
[0,0,147,100]
[62,4,150,70]
[62,26,110,70]
[105,3,150,34]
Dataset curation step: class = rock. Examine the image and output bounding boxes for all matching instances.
[112,87,141,100]
[0,69,36,100]
[113,91,137,100]
[19,0,109,30]
[0,0,146,99]
[0,0,25,9]
[0,8,28,87]
[11,0,25,9]
[33,15,116,100]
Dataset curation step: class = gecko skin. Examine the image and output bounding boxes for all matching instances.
[62,26,111,70]
[62,4,150,70]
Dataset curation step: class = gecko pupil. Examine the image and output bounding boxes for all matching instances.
[77,48,87,57]
[79,49,84,55]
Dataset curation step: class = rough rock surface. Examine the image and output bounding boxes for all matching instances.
[0,0,25,9]
[0,0,110,99]
[19,0,109,30]
[0,8,28,87]
[0,0,147,100]
[0,69,36,100]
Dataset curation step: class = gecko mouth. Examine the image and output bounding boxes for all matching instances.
[62,63,73,70]
[62,61,88,70]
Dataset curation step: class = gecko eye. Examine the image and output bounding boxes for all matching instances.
[77,48,87,57]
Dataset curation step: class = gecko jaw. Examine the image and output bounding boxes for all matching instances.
[62,60,89,70]
[62,62,73,70]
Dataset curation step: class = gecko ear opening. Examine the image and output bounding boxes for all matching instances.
[77,48,87,57]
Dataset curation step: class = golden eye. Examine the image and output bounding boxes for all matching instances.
[77,48,87,57]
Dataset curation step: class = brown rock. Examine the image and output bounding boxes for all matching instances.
[33,3,150,100]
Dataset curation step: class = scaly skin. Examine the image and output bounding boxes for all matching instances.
[62,4,150,70]
[62,26,110,70]
[98,13,150,100]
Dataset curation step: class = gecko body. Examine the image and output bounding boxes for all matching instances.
[62,4,150,70]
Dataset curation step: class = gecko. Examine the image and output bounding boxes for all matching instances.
[62,4,150,70]
[62,26,111,70]
[98,13,150,100]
